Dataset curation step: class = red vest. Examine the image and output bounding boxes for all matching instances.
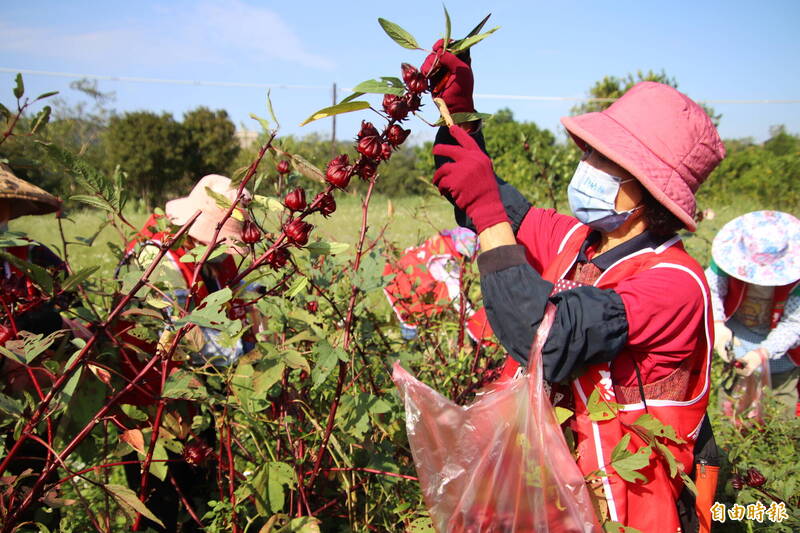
[544,224,713,532]
[722,277,800,365]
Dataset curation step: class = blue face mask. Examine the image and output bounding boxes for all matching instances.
[567,160,639,233]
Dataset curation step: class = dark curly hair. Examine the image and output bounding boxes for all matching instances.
[640,188,684,236]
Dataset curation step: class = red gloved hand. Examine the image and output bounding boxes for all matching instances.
[432,126,507,233]
[420,39,475,114]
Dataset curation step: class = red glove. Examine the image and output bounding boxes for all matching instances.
[420,40,475,114]
[432,126,507,233]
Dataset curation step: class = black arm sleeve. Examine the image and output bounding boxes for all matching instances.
[478,245,629,383]
[434,126,532,235]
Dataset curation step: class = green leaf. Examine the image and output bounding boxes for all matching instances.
[287,153,326,183]
[162,369,209,400]
[586,387,619,421]
[449,26,501,54]
[69,194,115,213]
[0,102,10,120]
[311,341,346,389]
[610,444,651,484]
[266,89,280,130]
[336,392,391,440]
[0,392,24,418]
[631,413,685,444]
[299,100,371,126]
[249,112,271,133]
[34,91,59,102]
[104,483,165,528]
[554,406,573,425]
[433,111,492,126]
[352,250,385,293]
[253,194,285,212]
[30,105,51,134]
[282,350,310,374]
[602,521,642,533]
[175,287,233,329]
[251,462,296,515]
[610,433,633,463]
[442,5,452,51]
[653,440,679,478]
[286,276,308,298]
[351,77,405,96]
[61,266,99,292]
[306,240,350,257]
[0,330,66,365]
[339,91,365,105]
[0,231,33,248]
[377,18,420,50]
[275,516,321,533]
[450,13,492,52]
[0,250,54,295]
[13,73,24,99]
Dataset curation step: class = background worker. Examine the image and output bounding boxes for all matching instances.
[422,40,724,532]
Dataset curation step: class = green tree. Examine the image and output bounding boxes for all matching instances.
[571,70,721,127]
[102,111,188,206]
[182,106,240,178]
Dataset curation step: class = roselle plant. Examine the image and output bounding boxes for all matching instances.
[0,11,504,532]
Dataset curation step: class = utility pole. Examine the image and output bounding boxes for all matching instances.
[331,82,337,156]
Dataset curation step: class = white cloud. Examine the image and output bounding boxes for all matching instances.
[0,1,334,72]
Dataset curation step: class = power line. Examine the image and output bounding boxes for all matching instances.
[2,67,800,105]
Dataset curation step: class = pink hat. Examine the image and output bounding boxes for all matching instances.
[165,174,252,255]
[561,82,726,232]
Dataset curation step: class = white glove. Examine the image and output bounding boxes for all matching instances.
[736,348,768,377]
[713,321,735,361]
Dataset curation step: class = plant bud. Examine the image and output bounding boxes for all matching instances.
[386,124,410,147]
[357,120,379,139]
[731,473,744,490]
[314,192,336,217]
[401,63,429,94]
[404,92,422,112]
[357,135,383,160]
[241,219,262,244]
[285,218,313,247]
[326,154,353,188]
[354,157,378,181]
[266,247,290,270]
[523,141,530,152]
[306,301,318,314]
[276,160,291,175]
[745,468,766,488]
[284,187,307,212]
[382,93,409,121]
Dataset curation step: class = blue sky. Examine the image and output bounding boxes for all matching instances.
[2,0,798,146]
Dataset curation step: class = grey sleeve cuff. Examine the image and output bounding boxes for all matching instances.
[477,245,528,275]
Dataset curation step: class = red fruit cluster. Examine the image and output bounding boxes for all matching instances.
[382,93,409,121]
[314,192,336,217]
[183,440,213,466]
[326,154,353,189]
[401,63,428,94]
[284,187,307,212]
[285,219,313,247]
[276,160,291,175]
[241,219,262,245]
[354,158,378,180]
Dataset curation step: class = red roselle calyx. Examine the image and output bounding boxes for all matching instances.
[266,247,290,270]
[276,160,291,175]
[284,187,307,211]
[405,92,422,112]
[731,473,744,490]
[745,468,767,488]
[306,301,318,314]
[382,93,409,121]
[401,63,428,94]
[386,124,410,147]
[354,157,378,181]
[357,134,382,160]
[285,219,313,247]
[183,440,213,466]
[326,154,353,189]
[314,192,336,217]
[241,220,262,244]
[358,120,379,138]
[379,142,393,161]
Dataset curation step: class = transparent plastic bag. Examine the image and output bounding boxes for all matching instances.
[392,304,600,532]
[719,351,771,425]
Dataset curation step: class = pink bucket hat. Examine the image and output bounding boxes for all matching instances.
[712,211,800,286]
[165,174,252,255]
[561,82,726,232]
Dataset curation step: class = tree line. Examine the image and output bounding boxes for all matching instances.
[1,76,797,213]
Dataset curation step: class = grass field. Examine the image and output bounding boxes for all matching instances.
[8,192,767,277]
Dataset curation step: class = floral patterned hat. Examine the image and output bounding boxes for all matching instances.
[711,210,800,286]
